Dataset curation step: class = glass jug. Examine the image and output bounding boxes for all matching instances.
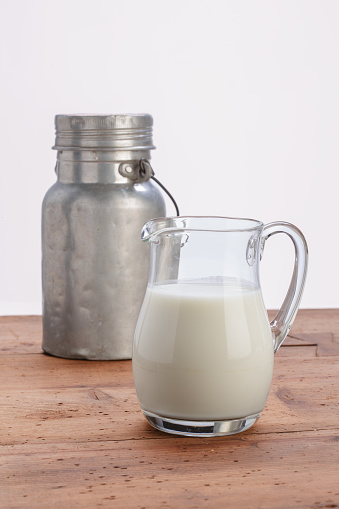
[132,217,308,437]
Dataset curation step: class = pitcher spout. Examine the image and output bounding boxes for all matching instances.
[141,217,187,242]
[141,216,264,242]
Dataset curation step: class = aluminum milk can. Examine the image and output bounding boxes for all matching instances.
[42,114,166,360]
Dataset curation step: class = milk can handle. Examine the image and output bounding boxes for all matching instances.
[119,159,180,216]
[261,222,308,353]
[139,159,180,216]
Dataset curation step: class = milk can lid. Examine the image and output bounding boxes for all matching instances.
[53,114,155,151]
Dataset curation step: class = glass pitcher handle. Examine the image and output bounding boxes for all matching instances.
[261,222,308,353]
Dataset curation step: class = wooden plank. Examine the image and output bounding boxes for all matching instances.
[1,311,338,508]
[6,342,337,393]
[1,310,339,355]
[0,316,42,355]
[0,354,132,391]
[283,335,317,347]
[288,332,339,356]
[1,429,338,509]
[268,309,339,336]
[0,352,338,445]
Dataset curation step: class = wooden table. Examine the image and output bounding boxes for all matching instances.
[1,310,338,508]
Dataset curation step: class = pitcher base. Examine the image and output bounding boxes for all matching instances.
[143,410,261,437]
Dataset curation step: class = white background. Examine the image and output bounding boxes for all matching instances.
[0,0,338,314]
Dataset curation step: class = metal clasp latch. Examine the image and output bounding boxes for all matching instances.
[119,160,154,183]
[119,158,180,216]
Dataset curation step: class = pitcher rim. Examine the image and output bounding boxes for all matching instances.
[141,216,264,241]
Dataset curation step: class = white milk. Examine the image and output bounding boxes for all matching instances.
[133,281,274,421]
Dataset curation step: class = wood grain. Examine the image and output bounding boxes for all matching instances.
[2,430,338,509]
[0,312,338,509]
[1,310,338,355]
